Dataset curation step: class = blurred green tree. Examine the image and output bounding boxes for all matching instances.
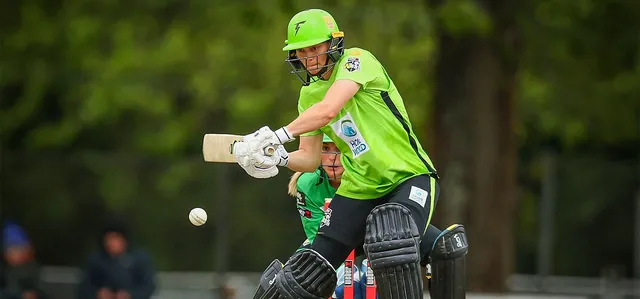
[427,0,521,292]
[0,0,638,293]
[426,0,640,292]
[0,0,436,271]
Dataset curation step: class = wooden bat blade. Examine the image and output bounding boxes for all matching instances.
[202,134,243,163]
[202,133,277,163]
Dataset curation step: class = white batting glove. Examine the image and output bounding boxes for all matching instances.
[232,141,252,167]
[243,126,293,167]
[251,144,290,168]
[245,126,295,150]
[233,141,279,179]
[243,163,279,179]
[242,163,279,179]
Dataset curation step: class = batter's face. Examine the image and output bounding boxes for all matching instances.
[295,41,330,76]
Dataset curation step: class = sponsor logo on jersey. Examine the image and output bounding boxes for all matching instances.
[331,112,370,158]
[295,191,306,206]
[340,120,357,137]
[320,207,332,228]
[297,208,312,219]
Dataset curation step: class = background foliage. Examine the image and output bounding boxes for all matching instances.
[1,0,638,292]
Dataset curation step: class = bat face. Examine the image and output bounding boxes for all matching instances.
[202,134,244,163]
[202,134,276,163]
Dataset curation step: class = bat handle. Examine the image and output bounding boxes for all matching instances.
[264,145,276,156]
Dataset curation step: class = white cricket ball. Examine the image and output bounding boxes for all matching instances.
[189,208,208,226]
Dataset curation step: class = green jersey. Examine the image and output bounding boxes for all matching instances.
[294,169,336,243]
[298,48,438,199]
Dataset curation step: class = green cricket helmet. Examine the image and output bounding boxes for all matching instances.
[283,9,345,86]
[322,134,333,143]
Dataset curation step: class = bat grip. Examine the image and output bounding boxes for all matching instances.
[264,145,276,156]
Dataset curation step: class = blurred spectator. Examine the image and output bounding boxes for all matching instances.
[219,283,236,299]
[76,217,156,299]
[0,221,47,299]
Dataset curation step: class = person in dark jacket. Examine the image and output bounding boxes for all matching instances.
[0,221,47,299]
[76,217,156,299]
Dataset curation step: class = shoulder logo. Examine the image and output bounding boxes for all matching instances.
[344,57,360,72]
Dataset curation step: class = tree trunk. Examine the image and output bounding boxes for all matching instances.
[428,0,520,293]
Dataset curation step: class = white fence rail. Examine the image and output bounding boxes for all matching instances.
[38,266,639,299]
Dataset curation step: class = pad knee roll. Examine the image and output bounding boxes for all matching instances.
[430,224,468,299]
[275,249,337,299]
[363,203,423,299]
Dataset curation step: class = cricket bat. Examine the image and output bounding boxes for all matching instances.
[202,134,276,163]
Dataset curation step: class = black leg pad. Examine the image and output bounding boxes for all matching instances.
[363,203,423,299]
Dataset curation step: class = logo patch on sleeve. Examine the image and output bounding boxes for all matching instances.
[344,57,360,72]
[408,186,428,207]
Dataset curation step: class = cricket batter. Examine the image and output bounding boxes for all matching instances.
[233,8,468,299]
[288,135,464,299]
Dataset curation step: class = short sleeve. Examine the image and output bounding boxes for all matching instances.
[334,49,386,90]
[298,92,324,137]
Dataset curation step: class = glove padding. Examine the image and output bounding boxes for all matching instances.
[252,144,289,168]
[244,126,293,159]
[242,126,291,168]
[233,141,279,179]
